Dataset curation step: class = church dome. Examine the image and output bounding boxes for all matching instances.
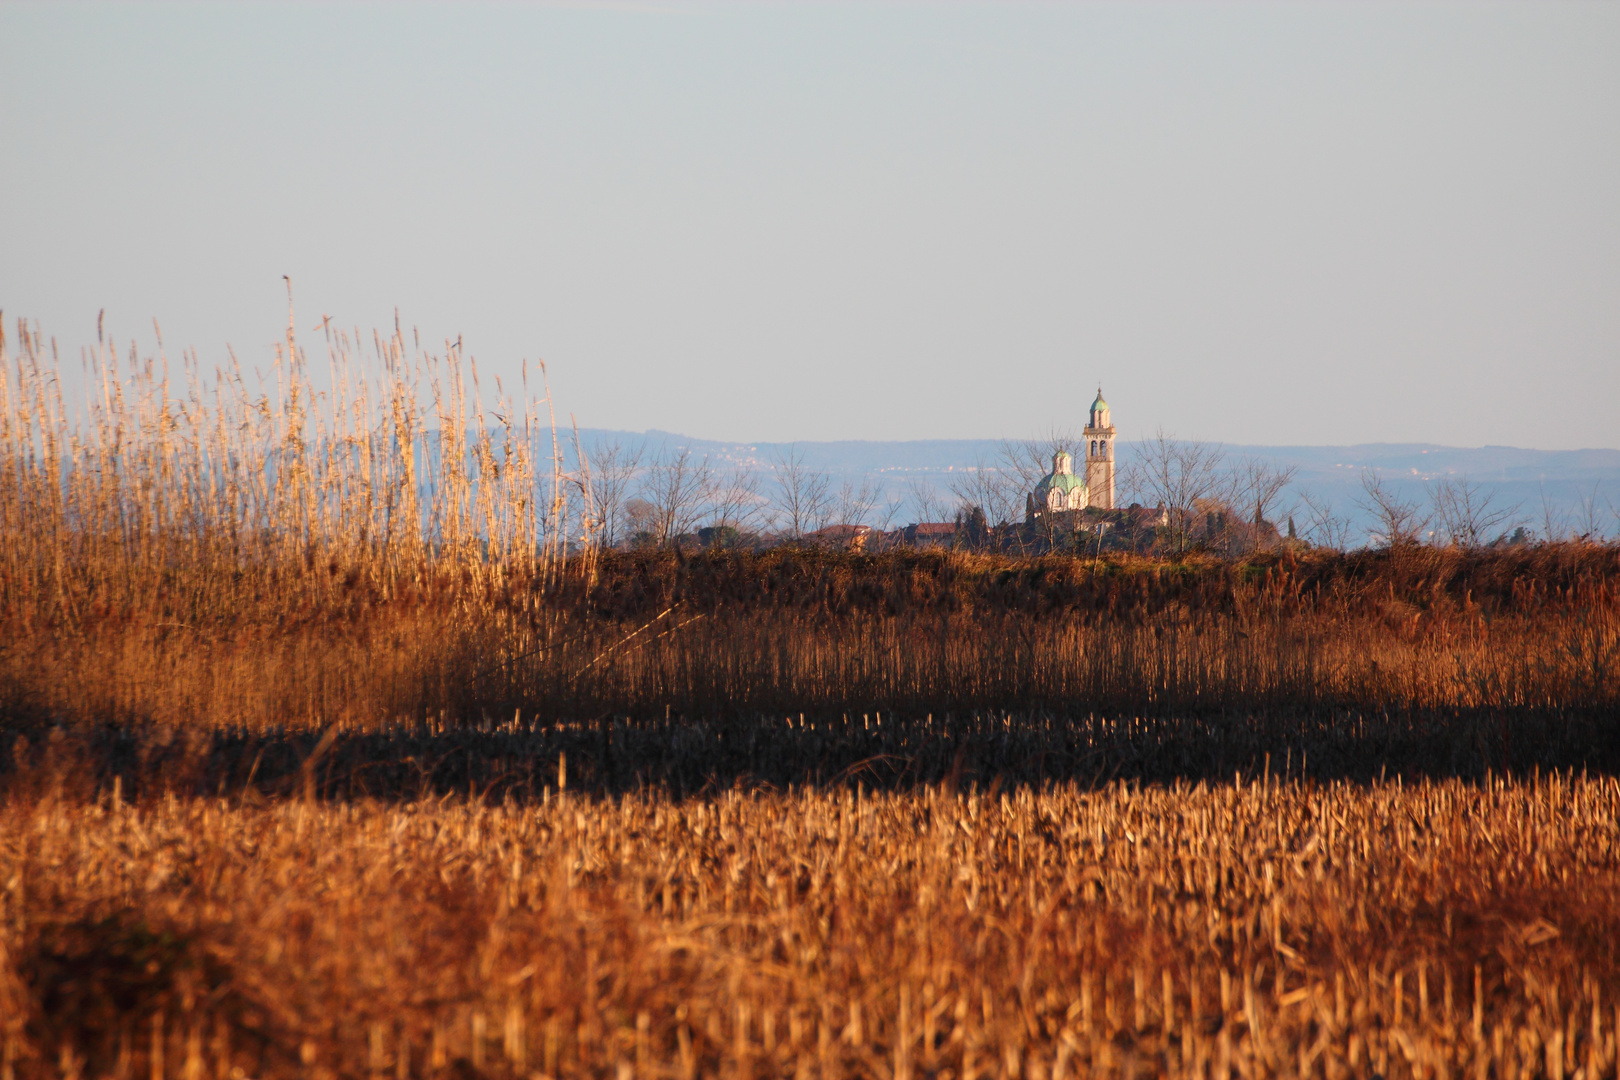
[1033,451,1087,500]
[1091,391,1109,413]
[1035,471,1088,497]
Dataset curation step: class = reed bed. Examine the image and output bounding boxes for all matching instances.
[4,542,1617,735]
[5,316,1620,1076]
[3,316,1617,738]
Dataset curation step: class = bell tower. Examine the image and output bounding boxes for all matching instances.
[1083,388,1115,510]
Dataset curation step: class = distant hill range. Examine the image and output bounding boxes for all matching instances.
[563,429,1620,544]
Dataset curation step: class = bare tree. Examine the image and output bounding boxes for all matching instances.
[998,428,1081,498]
[904,476,948,524]
[946,458,1024,550]
[1296,489,1353,552]
[833,475,883,527]
[1233,457,1297,526]
[872,489,907,532]
[704,466,764,538]
[946,459,1017,524]
[1356,471,1431,548]
[998,430,1082,550]
[640,444,714,547]
[575,437,643,549]
[1538,481,1566,543]
[1430,477,1517,549]
[623,497,657,546]
[1194,457,1296,555]
[1573,482,1608,542]
[769,446,832,539]
[1123,429,1227,555]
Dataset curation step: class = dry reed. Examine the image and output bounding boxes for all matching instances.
[4,316,1620,1077]
[3,316,1616,737]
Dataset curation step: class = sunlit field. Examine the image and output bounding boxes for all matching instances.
[3,321,1618,1078]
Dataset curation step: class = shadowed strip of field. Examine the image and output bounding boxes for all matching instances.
[8,706,1616,804]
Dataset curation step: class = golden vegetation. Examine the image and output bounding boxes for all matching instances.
[2,316,1616,738]
[3,317,1619,1077]
[6,776,1620,1079]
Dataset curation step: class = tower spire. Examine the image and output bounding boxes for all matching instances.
[1084,388,1116,509]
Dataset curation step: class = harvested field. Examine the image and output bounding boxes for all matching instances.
[4,320,1619,1077]
[4,773,1619,1079]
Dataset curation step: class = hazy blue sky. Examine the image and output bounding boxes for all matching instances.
[3,2,1617,449]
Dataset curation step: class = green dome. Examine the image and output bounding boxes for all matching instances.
[1034,450,1087,496]
[1036,472,1088,496]
[1091,390,1109,412]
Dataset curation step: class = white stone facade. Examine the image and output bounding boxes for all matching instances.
[1083,390,1116,510]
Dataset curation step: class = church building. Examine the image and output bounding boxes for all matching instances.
[1083,389,1116,508]
[1026,389,1116,521]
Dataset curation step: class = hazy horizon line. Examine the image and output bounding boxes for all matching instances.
[589,428,1620,456]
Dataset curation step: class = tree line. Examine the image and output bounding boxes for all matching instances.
[569,429,1619,556]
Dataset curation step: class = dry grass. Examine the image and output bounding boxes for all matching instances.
[4,776,1620,1079]
[5,540,1617,739]
[2,316,1617,738]
[4,317,1620,1077]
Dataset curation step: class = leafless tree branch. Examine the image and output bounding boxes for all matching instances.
[769,446,832,540]
[1296,489,1353,552]
[640,444,713,546]
[833,476,883,528]
[577,438,643,549]
[1124,429,1227,555]
[1539,481,1566,543]
[707,467,767,537]
[1431,477,1517,549]
[904,476,948,525]
[1355,471,1431,549]
[1233,457,1297,526]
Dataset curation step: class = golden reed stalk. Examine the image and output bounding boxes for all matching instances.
[2,315,1618,1077]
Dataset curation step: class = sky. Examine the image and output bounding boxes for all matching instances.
[3,2,1617,450]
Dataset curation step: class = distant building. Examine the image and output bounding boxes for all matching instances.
[805,524,872,550]
[904,522,957,548]
[1083,389,1116,509]
[1028,450,1089,517]
[1121,504,1169,529]
[1027,388,1117,522]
